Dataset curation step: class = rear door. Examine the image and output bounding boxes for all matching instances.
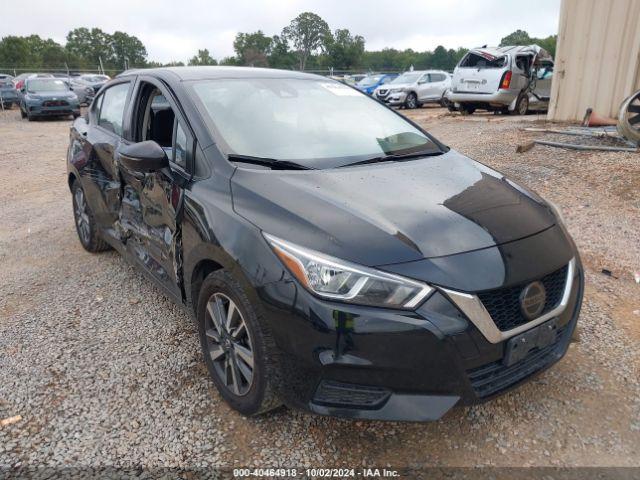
[76,80,133,233]
[453,51,508,93]
[115,77,194,299]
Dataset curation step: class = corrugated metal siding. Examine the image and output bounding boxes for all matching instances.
[547,0,640,121]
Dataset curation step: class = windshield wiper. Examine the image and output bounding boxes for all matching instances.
[227,154,313,170]
[339,149,444,168]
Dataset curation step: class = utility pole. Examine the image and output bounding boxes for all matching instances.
[98,56,105,75]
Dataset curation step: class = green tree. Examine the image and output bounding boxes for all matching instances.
[325,29,365,70]
[66,27,113,68]
[282,12,331,70]
[500,29,557,57]
[268,35,296,69]
[233,31,272,66]
[0,36,38,68]
[499,29,532,46]
[188,49,217,66]
[111,31,147,68]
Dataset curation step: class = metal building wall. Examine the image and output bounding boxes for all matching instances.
[547,0,640,121]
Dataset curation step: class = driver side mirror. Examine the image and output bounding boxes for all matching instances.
[119,141,169,173]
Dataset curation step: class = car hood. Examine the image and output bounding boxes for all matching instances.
[378,82,412,91]
[231,149,557,267]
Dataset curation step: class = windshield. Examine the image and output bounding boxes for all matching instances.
[356,75,382,87]
[190,78,442,168]
[390,73,422,84]
[27,79,68,92]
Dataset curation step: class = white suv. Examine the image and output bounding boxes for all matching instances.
[374,70,451,109]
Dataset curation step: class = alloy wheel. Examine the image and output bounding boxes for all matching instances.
[406,93,417,109]
[74,188,91,245]
[205,293,254,396]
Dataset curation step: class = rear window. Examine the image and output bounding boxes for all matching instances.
[460,53,507,69]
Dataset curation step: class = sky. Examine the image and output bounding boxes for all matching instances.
[0,0,561,63]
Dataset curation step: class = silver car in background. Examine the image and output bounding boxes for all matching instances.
[447,44,553,115]
[374,70,451,109]
[69,74,110,105]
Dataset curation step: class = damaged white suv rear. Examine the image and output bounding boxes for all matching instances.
[446,45,553,115]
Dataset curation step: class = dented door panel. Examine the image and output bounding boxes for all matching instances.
[116,148,183,299]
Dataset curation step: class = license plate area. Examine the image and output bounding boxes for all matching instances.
[503,318,559,367]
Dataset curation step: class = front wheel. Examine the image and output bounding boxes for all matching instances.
[405,92,418,109]
[197,271,282,416]
[71,181,110,252]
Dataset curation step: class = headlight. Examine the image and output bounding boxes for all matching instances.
[85,87,93,94]
[390,88,404,93]
[264,233,433,309]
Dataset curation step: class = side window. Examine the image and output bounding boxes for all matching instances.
[173,120,188,169]
[419,74,429,83]
[98,83,130,136]
[433,73,446,82]
[91,93,104,123]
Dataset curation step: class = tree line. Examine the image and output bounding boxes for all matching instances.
[0,12,556,75]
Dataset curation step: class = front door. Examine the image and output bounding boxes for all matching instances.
[116,79,193,300]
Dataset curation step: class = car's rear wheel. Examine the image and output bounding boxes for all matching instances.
[71,181,110,252]
[460,105,476,115]
[197,270,281,416]
[405,92,418,109]
[513,94,529,115]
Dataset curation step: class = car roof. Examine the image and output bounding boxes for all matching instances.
[117,66,324,82]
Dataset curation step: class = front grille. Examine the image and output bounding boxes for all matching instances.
[313,381,390,409]
[467,327,566,398]
[478,265,568,331]
[42,100,69,107]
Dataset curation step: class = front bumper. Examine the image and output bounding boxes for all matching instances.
[376,90,407,106]
[256,256,584,422]
[27,103,80,116]
[0,91,18,103]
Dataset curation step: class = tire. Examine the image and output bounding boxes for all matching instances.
[460,105,476,115]
[513,94,529,115]
[73,112,80,119]
[405,92,418,109]
[71,180,110,253]
[20,107,26,119]
[197,270,282,416]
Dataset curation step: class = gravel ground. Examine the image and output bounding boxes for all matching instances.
[0,106,639,471]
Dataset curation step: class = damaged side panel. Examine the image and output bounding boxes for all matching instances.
[116,164,184,300]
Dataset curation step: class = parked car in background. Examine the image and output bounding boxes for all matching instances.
[341,73,367,86]
[69,74,111,105]
[447,45,553,115]
[374,70,452,108]
[13,73,54,91]
[67,67,582,421]
[19,78,80,120]
[0,74,18,108]
[355,73,399,95]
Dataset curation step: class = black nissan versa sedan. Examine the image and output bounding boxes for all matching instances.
[66,67,583,422]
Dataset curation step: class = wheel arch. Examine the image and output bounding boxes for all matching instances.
[67,172,78,191]
[189,258,225,312]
